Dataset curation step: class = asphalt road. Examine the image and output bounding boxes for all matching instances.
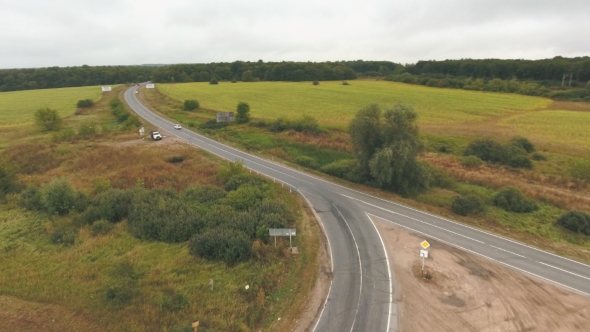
[125,85,590,331]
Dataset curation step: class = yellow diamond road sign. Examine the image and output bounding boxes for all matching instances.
[420,241,430,249]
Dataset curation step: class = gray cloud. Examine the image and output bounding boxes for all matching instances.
[0,0,588,68]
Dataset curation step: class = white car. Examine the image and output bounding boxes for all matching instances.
[174,124,182,130]
[135,90,138,94]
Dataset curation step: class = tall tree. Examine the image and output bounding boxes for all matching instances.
[235,102,250,124]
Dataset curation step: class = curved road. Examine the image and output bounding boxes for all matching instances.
[125,85,590,331]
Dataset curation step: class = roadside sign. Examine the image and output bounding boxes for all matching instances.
[101,86,111,92]
[420,240,430,249]
[146,83,155,89]
[420,250,429,258]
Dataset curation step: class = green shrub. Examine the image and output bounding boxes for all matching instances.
[460,155,483,168]
[76,99,94,108]
[199,119,226,130]
[556,211,590,235]
[426,165,456,189]
[509,137,535,153]
[189,228,251,265]
[342,81,350,85]
[182,185,227,203]
[531,153,547,161]
[91,220,114,236]
[20,186,44,211]
[42,178,77,215]
[320,159,358,179]
[268,116,323,134]
[451,195,486,216]
[183,99,199,111]
[493,187,538,213]
[236,102,251,124]
[34,107,63,131]
[464,138,507,163]
[209,77,219,85]
[91,188,134,223]
[506,154,533,169]
[312,80,319,85]
[249,199,293,224]
[51,225,77,245]
[166,155,185,163]
[224,174,268,191]
[78,122,97,137]
[0,162,21,198]
[294,155,320,169]
[222,186,264,211]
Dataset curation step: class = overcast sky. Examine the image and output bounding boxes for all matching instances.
[1,0,589,69]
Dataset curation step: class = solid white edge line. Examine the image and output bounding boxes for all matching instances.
[343,194,485,244]
[332,204,363,332]
[368,213,590,298]
[365,213,394,332]
[538,262,590,282]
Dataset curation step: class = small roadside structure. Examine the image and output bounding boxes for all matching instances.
[216,112,234,123]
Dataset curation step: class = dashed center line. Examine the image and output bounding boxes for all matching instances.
[490,245,527,258]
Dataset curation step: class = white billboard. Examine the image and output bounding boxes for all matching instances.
[101,86,112,92]
[146,83,155,89]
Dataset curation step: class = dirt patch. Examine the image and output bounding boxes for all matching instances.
[372,216,590,332]
[0,296,102,332]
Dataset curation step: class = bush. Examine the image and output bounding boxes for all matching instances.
[209,77,218,85]
[51,225,77,245]
[320,159,358,179]
[91,188,134,223]
[556,211,590,235]
[189,228,251,265]
[42,178,77,215]
[34,108,63,131]
[199,119,226,130]
[20,186,44,211]
[76,99,94,108]
[342,81,350,85]
[183,99,199,111]
[506,154,533,169]
[222,186,264,211]
[224,174,268,191]
[312,80,319,85]
[91,219,114,236]
[460,155,483,168]
[268,116,323,134]
[451,195,486,216]
[509,137,535,153]
[493,187,538,213]
[166,155,185,163]
[78,122,97,137]
[294,155,319,169]
[236,102,250,124]
[183,185,227,203]
[0,162,21,198]
[464,138,506,163]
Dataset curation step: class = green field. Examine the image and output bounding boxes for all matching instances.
[157,81,551,127]
[499,110,590,148]
[0,86,106,126]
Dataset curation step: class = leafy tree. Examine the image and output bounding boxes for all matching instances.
[183,99,199,111]
[76,99,94,108]
[34,107,63,131]
[350,103,429,196]
[241,70,254,82]
[493,187,538,213]
[235,102,251,124]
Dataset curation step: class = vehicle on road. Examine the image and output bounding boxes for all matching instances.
[174,124,182,130]
[135,90,138,94]
[150,131,162,140]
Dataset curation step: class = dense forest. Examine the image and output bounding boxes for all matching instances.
[1,58,589,100]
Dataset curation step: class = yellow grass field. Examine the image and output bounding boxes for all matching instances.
[157,81,551,127]
[0,86,106,126]
[499,110,590,148]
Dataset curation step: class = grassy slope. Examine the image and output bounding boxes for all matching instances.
[158,81,550,127]
[0,87,320,331]
[0,86,106,126]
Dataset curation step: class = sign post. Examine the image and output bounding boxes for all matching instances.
[420,241,430,273]
[269,228,297,249]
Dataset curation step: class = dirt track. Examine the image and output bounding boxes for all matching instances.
[373,216,590,332]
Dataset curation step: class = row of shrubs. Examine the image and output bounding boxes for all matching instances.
[17,162,295,265]
[249,115,326,135]
[109,98,141,129]
[451,187,538,216]
[463,136,539,169]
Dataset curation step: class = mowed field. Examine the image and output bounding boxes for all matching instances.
[157,81,551,127]
[0,86,105,126]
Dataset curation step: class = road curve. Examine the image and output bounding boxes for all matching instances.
[125,85,590,331]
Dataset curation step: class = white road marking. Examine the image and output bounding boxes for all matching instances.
[365,213,394,332]
[490,245,527,258]
[538,262,590,282]
[332,204,363,332]
[369,213,590,298]
[342,194,484,244]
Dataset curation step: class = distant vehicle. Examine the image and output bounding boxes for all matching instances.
[135,90,138,94]
[150,131,162,140]
[174,124,182,130]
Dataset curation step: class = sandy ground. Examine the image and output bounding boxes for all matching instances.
[371,216,590,332]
